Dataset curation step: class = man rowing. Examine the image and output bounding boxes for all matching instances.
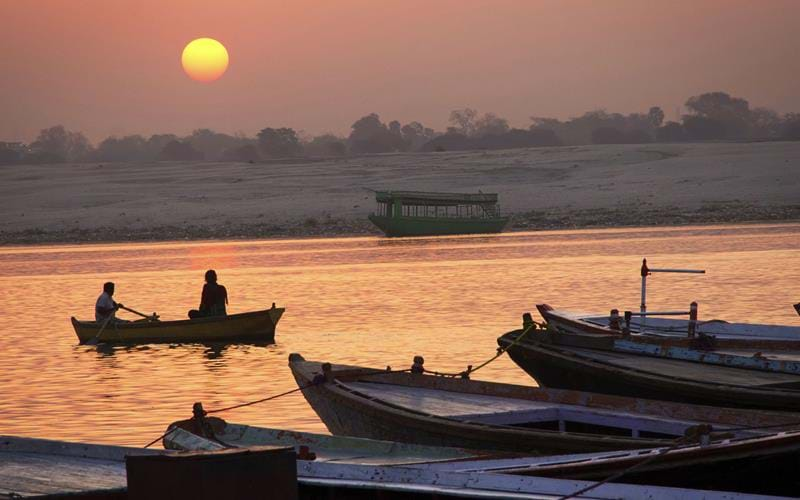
[95,281,128,323]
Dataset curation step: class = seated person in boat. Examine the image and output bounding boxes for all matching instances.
[95,281,127,323]
[188,270,228,319]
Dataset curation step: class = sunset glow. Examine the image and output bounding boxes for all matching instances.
[181,38,229,82]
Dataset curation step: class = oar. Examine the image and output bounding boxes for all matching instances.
[85,312,115,346]
[119,305,159,321]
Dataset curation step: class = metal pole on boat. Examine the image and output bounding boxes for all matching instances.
[639,258,705,331]
[640,259,649,329]
[688,301,698,338]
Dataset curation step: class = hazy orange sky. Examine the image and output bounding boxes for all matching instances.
[2,0,799,142]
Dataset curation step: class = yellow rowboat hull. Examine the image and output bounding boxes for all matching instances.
[72,307,284,344]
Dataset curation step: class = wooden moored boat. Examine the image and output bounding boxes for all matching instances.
[4,434,783,499]
[367,190,509,237]
[71,306,284,344]
[163,424,800,498]
[499,307,800,410]
[287,353,800,454]
[162,419,481,465]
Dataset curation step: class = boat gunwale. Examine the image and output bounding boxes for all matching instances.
[71,306,284,330]
[490,428,800,479]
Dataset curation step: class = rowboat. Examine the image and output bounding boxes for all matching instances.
[6,435,767,500]
[499,309,800,410]
[161,425,796,498]
[71,306,284,344]
[368,191,509,237]
[162,418,481,464]
[287,354,800,454]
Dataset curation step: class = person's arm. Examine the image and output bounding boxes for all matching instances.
[222,286,228,305]
[96,304,116,315]
[199,284,209,310]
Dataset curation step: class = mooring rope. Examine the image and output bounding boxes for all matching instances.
[557,419,800,500]
[142,366,418,448]
[423,320,543,378]
[558,441,683,500]
[143,319,544,449]
[143,382,321,448]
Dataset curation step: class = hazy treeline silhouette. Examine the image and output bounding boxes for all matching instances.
[2,91,799,164]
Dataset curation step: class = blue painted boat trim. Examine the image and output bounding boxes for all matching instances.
[613,340,800,375]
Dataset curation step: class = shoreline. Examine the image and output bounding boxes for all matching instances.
[3,142,799,247]
[3,203,798,246]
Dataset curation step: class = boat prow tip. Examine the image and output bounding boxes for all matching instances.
[288,353,305,363]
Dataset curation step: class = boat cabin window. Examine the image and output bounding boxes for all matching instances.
[374,201,501,219]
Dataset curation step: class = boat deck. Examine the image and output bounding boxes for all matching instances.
[0,437,130,498]
[343,381,744,437]
[567,347,800,387]
[211,425,475,465]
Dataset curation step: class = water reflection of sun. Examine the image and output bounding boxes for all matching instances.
[186,244,239,271]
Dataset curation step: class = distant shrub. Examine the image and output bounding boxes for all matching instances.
[222,144,261,162]
[0,147,21,164]
[591,127,627,144]
[656,121,686,142]
[158,141,204,161]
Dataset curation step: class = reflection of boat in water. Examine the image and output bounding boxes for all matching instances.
[71,306,284,344]
[368,191,509,237]
[288,354,798,454]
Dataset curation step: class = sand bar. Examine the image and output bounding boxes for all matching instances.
[1,142,798,244]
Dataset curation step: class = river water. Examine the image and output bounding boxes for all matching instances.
[1,223,798,447]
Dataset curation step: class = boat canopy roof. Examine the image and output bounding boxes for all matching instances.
[374,191,498,206]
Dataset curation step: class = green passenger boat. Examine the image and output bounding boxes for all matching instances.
[368,191,509,237]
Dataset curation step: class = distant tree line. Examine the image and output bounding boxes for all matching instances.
[2,91,799,164]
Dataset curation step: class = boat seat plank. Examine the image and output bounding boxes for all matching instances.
[344,381,559,417]
[567,347,800,386]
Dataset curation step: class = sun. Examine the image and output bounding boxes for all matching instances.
[181,38,229,83]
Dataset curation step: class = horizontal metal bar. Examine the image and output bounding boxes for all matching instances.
[627,311,690,316]
[648,268,705,274]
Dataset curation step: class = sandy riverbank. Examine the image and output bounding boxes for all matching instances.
[2,141,799,244]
